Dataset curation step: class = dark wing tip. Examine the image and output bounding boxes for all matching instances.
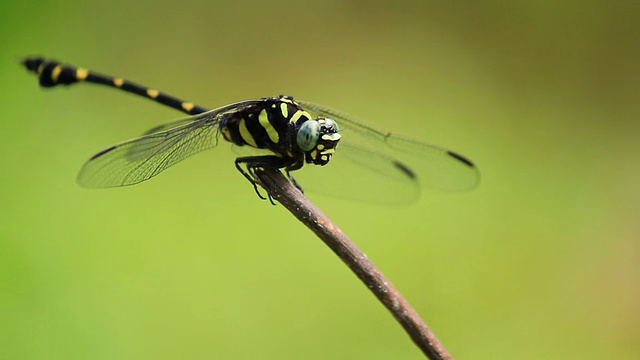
[393,160,416,179]
[89,145,116,160]
[447,150,475,168]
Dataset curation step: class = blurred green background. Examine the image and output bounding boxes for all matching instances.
[2,1,638,359]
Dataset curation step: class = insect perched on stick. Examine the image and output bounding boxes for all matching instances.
[22,57,479,203]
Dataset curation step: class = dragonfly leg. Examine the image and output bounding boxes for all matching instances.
[235,155,291,204]
[285,170,304,194]
[284,160,305,193]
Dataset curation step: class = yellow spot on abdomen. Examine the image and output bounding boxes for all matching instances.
[239,118,258,148]
[76,68,89,80]
[51,65,62,83]
[280,103,289,118]
[147,89,159,98]
[113,78,124,87]
[182,102,194,112]
[259,110,279,144]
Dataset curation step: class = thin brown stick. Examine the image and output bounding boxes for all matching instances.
[255,168,453,360]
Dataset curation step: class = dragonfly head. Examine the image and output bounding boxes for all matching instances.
[297,117,341,166]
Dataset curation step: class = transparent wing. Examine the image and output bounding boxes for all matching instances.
[77,115,218,188]
[140,99,263,135]
[141,117,197,135]
[78,99,268,188]
[296,100,480,203]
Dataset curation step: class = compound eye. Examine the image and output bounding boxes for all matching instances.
[297,120,320,151]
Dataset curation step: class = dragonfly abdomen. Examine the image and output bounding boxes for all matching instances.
[21,57,209,116]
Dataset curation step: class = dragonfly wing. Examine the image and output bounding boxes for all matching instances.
[141,117,196,135]
[141,99,264,135]
[377,134,480,190]
[298,100,480,192]
[291,141,421,204]
[77,113,220,188]
[78,98,272,188]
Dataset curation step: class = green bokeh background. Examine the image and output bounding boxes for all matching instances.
[2,1,638,359]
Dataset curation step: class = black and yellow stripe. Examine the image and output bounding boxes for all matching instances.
[219,97,313,153]
[21,57,209,116]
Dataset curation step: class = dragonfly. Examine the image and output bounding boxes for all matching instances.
[22,57,480,204]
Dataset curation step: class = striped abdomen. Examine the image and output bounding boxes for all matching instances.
[21,57,209,116]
